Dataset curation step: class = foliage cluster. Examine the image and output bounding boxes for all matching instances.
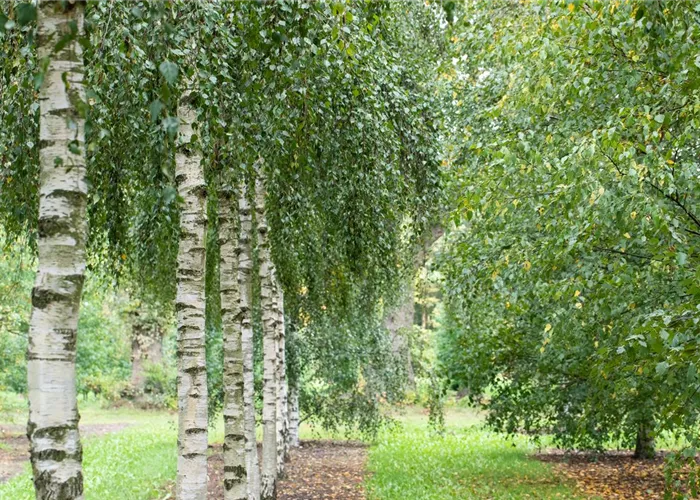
[437,0,700,470]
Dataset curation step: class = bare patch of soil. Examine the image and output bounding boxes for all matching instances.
[188,440,368,499]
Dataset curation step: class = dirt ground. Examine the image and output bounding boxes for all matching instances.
[0,423,131,483]
[202,440,368,500]
[537,450,697,499]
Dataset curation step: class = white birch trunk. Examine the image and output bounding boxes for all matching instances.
[288,386,300,448]
[256,171,278,500]
[274,280,289,471]
[220,190,247,500]
[27,2,87,498]
[175,95,208,500]
[237,179,260,500]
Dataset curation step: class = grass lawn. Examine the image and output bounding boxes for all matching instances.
[367,407,586,500]
[0,394,180,500]
[0,392,338,500]
[1,394,587,499]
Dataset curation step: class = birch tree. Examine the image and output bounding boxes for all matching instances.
[174,90,208,500]
[288,386,300,448]
[437,0,700,469]
[274,281,289,470]
[27,1,88,498]
[237,177,260,500]
[256,170,278,500]
[219,188,247,499]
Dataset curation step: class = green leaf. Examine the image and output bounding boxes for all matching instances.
[163,186,177,205]
[162,116,179,138]
[149,100,165,123]
[33,72,45,91]
[159,61,179,86]
[677,252,687,266]
[656,361,669,376]
[15,2,36,26]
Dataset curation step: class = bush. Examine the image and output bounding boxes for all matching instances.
[142,361,176,409]
[79,374,133,402]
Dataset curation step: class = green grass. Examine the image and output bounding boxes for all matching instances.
[366,407,585,500]
[0,393,341,500]
[0,403,178,500]
[0,395,588,500]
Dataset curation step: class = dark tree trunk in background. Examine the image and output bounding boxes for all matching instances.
[385,291,416,385]
[130,316,164,390]
[384,226,443,386]
[634,422,655,459]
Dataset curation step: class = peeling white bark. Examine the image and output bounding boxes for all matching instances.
[288,386,300,448]
[256,170,277,500]
[274,279,289,471]
[220,190,247,500]
[28,2,87,499]
[238,178,260,500]
[175,95,208,500]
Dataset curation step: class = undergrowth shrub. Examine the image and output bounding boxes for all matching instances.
[142,361,177,409]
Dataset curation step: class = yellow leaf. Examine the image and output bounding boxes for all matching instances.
[624,232,631,239]
[575,302,583,309]
[567,3,575,12]
[523,260,532,271]
[630,211,637,219]
[666,159,675,165]
[574,290,581,297]
[544,323,552,332]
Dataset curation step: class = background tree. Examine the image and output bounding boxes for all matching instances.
[437,0,700,458]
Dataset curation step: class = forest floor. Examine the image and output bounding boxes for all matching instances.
[193,440,368,500]
[0,393,685,499]
[537,450,697,500]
